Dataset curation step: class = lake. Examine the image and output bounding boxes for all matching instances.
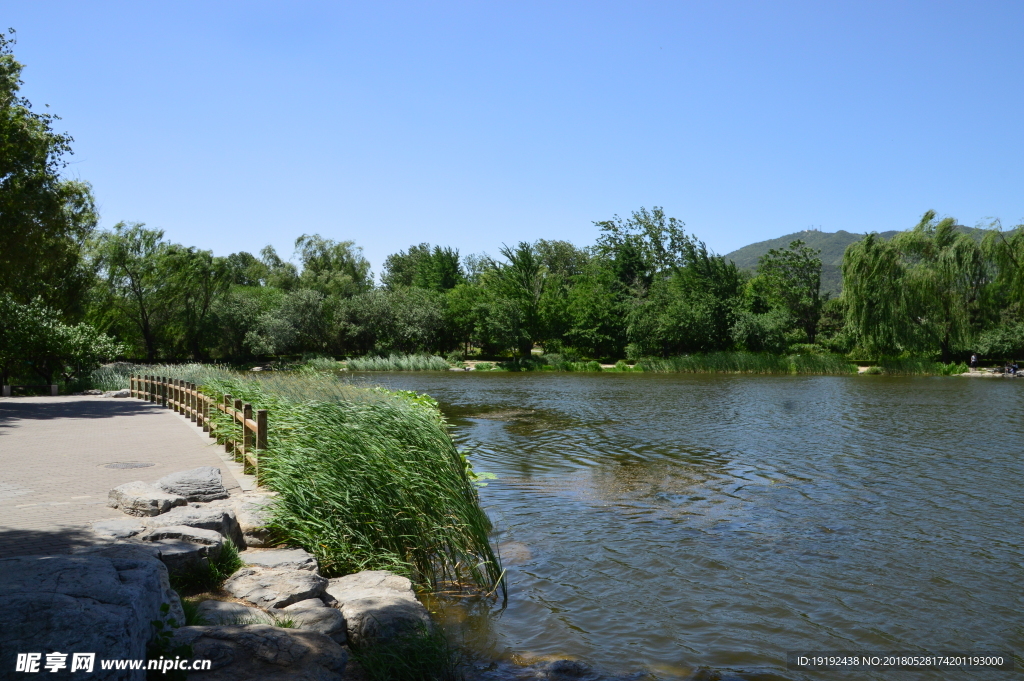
[360,372,1023,680]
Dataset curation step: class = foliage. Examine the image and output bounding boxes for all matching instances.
[0,31,97,318]
[382,243,464,292]
[752,240,825,343]
[294,234,372,298]
[843,211,987,361]
[0,295,124,384]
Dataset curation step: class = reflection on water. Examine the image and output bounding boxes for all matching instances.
[365,373,1024,680]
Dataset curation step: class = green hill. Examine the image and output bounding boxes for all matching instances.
[723,226,991,295]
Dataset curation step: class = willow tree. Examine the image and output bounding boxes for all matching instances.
[843,211,987,361]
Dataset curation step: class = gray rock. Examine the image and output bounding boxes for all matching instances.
[108,481,187,517]
[0,554,183,680]
[152,539,220,576]
[170,624,347,680]
[77,538,219,580]
[91,516,147,540]
[83,389,104,395]
[223,566,327,609]
[143,526,224,563]
[243,548,318,572]
[324,570,431,645]
[147,504,244,548]
[104,389,131,398]
[155,466,230,502]
[231,493,276,547]
[275,601,347,643]
[196,599,268,625]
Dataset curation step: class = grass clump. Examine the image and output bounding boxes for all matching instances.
[347,353,451,371]
[352,624,465,681]
[153,367,502,594]
[168,539,244,596]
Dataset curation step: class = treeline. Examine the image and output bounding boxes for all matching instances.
[5,31,1024,380]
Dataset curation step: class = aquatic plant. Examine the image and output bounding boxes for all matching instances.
[878,358,969,376]
[635,351,857,375]
[151,366,502,593]
[347,353,451,371]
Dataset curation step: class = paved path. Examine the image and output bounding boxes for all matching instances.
[0,395,251,559]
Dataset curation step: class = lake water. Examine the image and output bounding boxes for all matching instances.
[360,373,1023,680]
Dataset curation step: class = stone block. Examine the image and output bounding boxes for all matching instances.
[108,481,187,517]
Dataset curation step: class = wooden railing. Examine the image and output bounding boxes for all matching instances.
[129,374,268,482]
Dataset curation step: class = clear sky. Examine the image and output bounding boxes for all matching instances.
[5,1,1023,275]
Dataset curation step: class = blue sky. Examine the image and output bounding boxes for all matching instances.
[5,1,1023,274]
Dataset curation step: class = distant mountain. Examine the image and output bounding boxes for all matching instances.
[722,226,991,295]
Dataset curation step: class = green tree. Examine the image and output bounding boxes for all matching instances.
[752,240,824,343]
[843,211,987,360]
[90,222,176,361]
[492,242,546,356]
[295,234,371,297]
[0,31,97,316]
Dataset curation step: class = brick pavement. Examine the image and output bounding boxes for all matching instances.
[0,395,251,558]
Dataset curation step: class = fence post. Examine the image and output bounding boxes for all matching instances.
[233,399,244,462]
[160,377,167,408]
[243,403,254,472]
[223,395,233,453]
[189,383,197,422]
[204,391,211,433]
[143,375,150,402]
[130,375,135,398]
[256,409,268,484]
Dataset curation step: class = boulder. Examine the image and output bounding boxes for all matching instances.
[77,538,220,579]
[243,547,318,572]
[108,481,187,517]
[196,599,268,626]
[147,504,245,548]
[151,539,220,577]
[323,570,431,645]
[0,554,183,680]
[103,389,131,398]
[231,493,276,547]
[274,600,347,643]
[155,466,230,502]
[142,525,224,559]
[91,516,147,540]
[170,625,347,681]
[223,566,327,610]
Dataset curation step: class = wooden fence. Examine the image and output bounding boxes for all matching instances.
[129,374,268,482]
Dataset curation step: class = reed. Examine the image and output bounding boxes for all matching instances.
[878,358,969,376]
[152,365,502,594]
[635,351,857,375]
[347,353,451,371]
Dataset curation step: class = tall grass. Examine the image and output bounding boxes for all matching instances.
[152,365,502,595]
[492,354,604,372]
[347,353,451,371]
[878,359,969,376]
[635,351,857,375]
[88,363,142,391]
